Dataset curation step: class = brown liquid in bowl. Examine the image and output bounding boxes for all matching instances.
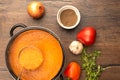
[8,30,63,80]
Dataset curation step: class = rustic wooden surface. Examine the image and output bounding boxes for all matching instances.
[0,0,120,80]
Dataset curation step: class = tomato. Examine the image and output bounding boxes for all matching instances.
[64,62,81,80]
[77,27,96,46]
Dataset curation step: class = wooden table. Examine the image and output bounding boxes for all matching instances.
[0,0,120,80]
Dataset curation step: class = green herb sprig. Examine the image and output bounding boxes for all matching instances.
[81,48,104,80]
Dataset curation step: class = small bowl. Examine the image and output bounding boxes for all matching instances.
[57,5,81,29]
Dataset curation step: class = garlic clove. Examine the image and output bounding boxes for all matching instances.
[69,40,83,55]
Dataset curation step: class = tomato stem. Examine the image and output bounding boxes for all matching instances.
[67,77,71,80]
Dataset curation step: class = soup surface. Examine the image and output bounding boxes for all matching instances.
[8,29,63,80]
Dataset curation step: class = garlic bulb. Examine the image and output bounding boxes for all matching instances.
[69,40,83,55]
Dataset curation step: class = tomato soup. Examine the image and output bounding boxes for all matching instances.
[8,30,63,80]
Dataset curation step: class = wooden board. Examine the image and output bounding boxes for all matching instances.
[0,0,120,80]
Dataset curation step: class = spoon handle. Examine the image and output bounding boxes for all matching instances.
[17,77,20,80]
[17,67,24,80]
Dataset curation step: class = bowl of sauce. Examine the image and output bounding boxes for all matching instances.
[57,5,81,29]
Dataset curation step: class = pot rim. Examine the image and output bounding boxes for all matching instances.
[5,26,65,80]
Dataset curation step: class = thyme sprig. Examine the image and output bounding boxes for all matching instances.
[81,48,104,80]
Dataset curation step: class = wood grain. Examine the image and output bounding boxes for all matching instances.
[0,0,120,80]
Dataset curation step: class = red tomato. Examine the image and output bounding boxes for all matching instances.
[77,27,96,46]
[64,62,81,80]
